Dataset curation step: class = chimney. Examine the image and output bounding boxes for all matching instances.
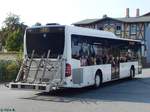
[136,8,140,17]
[126,8,129,18]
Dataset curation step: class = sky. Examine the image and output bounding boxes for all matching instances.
[0,0,150,27]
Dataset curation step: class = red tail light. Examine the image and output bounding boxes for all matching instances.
[65,63,71,77]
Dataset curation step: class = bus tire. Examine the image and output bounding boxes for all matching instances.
[94,72,102,88]
[130,67,135,79]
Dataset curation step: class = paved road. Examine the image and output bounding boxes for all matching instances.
[1,69,150,112]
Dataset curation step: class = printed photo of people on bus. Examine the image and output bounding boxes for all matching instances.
[71,35,139,67]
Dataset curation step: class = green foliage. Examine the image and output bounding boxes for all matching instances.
[0,60,19,82]
[0,12,27,51]
[5,29,23,51]
[0,60,10,81]
[6,62,19,81]
[3,13,20,29]
[16,50,23,66]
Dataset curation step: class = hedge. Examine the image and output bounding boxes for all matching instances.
[0,60,20,82]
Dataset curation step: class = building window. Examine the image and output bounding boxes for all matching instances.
[116,26,121,34]
[131,24,136,34]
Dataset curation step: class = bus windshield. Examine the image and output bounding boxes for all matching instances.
[26,27,65,58]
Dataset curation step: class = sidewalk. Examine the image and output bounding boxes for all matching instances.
[142,68,150,76]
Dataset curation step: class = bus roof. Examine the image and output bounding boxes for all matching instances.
[27,25,142,43]
[65,25,142,43]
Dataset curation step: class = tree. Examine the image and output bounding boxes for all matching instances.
[3,13,20,30]
[5,29,23,51]
[0,13,27,51]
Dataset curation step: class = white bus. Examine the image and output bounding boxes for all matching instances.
[10,25,142,92]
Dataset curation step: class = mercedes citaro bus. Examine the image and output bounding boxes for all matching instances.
[9,25,142,92]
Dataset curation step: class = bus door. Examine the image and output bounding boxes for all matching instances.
[111,58,119,80]
[111,46,120,80]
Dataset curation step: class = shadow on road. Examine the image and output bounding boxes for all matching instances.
[23,77,150,104]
